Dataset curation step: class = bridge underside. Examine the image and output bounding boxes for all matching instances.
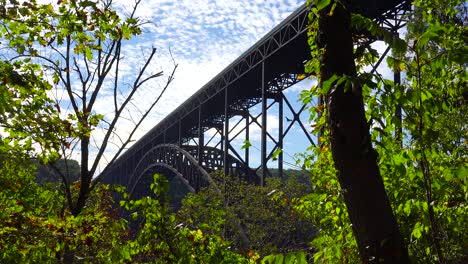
[101,0,410,195]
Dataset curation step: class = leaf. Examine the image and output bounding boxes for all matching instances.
[274,254,284,264]
[456,165,467,180]
[417,25,445,49]
[131,212,138,221]
[328,3,337,16]
[393,36,407,55]
[262,255,276,264]
[321,74,339,94]
[241,139,252,149]
[284,253,296,264]
[412,223,422,239]
[84,47,93,61]
[314,0,331,11]
[271,147,282,160]
[295,251,307,264]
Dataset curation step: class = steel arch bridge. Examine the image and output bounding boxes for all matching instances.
[100,0,411,197]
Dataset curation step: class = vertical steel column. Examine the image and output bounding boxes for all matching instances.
[198,107,204,167]
[393,33,402,146]
[178,121,182,147]
[261,61,267,186]
[223,88,229,176]
[278,93,284,179]
[245,113,250,168]
[220,127,224,151]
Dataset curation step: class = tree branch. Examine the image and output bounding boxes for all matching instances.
[86,38,121,113]
[91,62,177,188]
[65,36,80,116]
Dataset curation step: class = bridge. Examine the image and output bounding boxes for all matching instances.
[100,0,410,198]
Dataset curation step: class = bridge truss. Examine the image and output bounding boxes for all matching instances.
[101,0,411,196]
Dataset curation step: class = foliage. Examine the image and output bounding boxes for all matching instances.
[0,141,127,262]
[0,59,62,162]
[35,158,81,184]
[1,0,175,217]
[300,0,467,262]
[177,172,316,259]
[115,173,253,264]
[1,148,247,263]
[378,0,467,262]
[295,133,360,263]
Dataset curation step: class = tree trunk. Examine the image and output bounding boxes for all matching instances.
[73,135,90,216]
[318,2,410,263]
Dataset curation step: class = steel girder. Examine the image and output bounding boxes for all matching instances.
[100,0,411,193]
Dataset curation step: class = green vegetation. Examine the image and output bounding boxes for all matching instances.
[298,0,467,262]
[177,172,316,257]
[35,159,81,184]
[1,0,466,263]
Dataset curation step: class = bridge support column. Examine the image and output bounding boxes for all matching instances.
[178,120,182,147]
[261,61,267,186]
[198,106,204,167]
[245,113,249,169]
[278,93,283,179]
[223,87,229,177]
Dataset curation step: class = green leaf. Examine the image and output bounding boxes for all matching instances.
[262,255,276,264]
[241,140,252,149]
[271,147,282,160]
[284,253,296,264]
[131,212,138,221]
[85,47,93,61]
[412,223,422,239]
[393,37,407,55]
[321,74,339,94]
[456,165,467,180]
[295,251,307,264]
[314,0,331,11]
[275,254,284,264]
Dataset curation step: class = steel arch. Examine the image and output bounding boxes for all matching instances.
[128,144,219,194]
[129,163,196,198]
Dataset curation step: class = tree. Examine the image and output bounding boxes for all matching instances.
[301,0,466,262]
[0,0,177,216]
[305,0,409,262]
[177,172,316,258]
[0,64,127,262]
[117,173,254,264]
[382,0,467,262]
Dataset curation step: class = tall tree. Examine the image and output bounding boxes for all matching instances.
[308,0,410,262]
[0,0,176,216]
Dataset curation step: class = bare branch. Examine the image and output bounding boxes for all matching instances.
[86,38,121,113]
[135,71,163,89]
[65,36,80,116]
[113,45,121,112]
[128,99,144,117]
[92,63,177,187]
[87,47,159,179]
